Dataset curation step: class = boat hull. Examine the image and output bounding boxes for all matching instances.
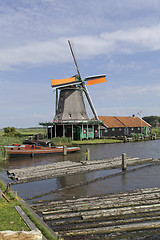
[4,145,80,157]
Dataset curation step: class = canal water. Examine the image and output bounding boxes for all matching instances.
[0,140,160,201]
[0,140,160,239]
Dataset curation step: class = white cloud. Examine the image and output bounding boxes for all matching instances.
[1,23,160,71]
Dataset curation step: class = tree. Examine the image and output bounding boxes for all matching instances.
[3,127,20,137]
[143,116,160,127]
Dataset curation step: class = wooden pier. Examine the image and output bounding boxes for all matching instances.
[8,156,156,184]
[31,187,160,239]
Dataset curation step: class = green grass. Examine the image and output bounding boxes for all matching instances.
[0,180,29,231]
[72,138,123,145]
[19,202,58,240]
[0,127,46,137]
[0,199,30,231]
[51,137,72,146]
[0,180,58,239]
[17,127,46,136]
[0,127,46,161]
[151,127,160,137]
[0,136,26,146]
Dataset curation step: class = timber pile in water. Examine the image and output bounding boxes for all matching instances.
[8,157,155,184]
[31,187,160,239]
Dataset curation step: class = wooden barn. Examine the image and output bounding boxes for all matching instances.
[99,116,151,137]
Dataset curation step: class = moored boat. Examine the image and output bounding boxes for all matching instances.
[3,144,80,157]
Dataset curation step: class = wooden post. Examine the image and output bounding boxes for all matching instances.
[55,88,58,114]
[72,124,74,140]
[63,145,67,156]
[124,136,127,143]
[51,127,53,139]
[87,124,88,139]
[122,153,127,172]
[98,124,100,139]
[92,125,94,139]
[2,192,10,202]
[55,124,57,138]
[82,124,83,140]
[85,148,90,161]
[63,124,65,137]
[47,126,48,139]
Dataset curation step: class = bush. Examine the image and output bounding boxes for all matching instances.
[131,133,141,141]
[3,127,21,137]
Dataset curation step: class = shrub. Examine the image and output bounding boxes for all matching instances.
[3,127,21,137]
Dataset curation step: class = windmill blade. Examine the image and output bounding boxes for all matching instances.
[85,74,107,86]
[82,84,99,120]
[51,76,82,88]
[68,40,82,80]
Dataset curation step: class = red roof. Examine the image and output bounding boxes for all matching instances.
[98,116,151,128]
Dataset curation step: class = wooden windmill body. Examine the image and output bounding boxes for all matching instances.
[42,41,107,140]
[51,41,106,123]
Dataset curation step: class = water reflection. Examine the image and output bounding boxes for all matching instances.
[0,140,160,202]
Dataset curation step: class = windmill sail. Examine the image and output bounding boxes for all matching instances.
[85,75,106,86]
[51,76,81,88]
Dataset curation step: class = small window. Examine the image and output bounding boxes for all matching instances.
[11,148,13,150]
[112,128,115,131]
[105,129,108,133]
[131,127,134,130]
[18,148,20,150]
[138,127,140,130]
[69,114,71,118]
[119,128,122,131]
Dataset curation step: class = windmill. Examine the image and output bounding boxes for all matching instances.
[51,40,106,122]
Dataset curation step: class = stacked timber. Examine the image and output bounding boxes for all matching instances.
[7,157,155,184]
[31,187,160,239]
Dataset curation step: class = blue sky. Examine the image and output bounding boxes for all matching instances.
[0,0,160,128]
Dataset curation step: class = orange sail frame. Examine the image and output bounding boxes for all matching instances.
[51,75,106,88]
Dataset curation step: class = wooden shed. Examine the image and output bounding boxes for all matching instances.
[99,116,151,137]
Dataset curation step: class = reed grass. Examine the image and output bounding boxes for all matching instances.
[51,137,72,146]
[0,136,26,161]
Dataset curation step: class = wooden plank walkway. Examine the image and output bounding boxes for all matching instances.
[31,187,160,239]
[7,156,156,184]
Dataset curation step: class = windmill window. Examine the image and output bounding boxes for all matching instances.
[69,114,72,118]
[81,114,84,119]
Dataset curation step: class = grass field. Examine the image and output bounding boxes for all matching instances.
[73,138,123,145]
[0,127,46,137]
[0,180,57,239]
[0,180,29,231]
[151,127,160,137]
